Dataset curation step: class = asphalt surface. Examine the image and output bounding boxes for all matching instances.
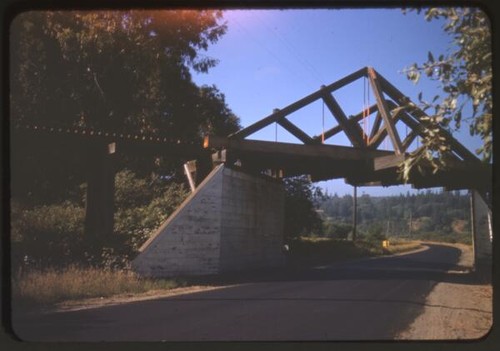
[10,243,473,341]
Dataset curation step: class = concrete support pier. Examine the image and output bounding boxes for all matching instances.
[132,165,285,277]
[471,190,492,271]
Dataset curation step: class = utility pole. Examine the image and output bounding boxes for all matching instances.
[352,185,357,242]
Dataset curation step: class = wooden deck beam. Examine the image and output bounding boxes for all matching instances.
[205,135,394,161]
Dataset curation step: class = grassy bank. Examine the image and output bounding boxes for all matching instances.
[12,266,183,309]
[288,237,422,267]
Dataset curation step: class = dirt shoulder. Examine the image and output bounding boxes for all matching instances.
[50,284,238,314]
[396,242,493,340]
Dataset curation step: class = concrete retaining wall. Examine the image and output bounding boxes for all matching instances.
[471,190,492,267]
[132,165,285,277]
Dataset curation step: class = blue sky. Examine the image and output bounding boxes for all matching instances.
[192,8,483,196]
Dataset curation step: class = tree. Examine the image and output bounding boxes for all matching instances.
[10,10,240,203]
[283,176,323,238]
[401,7,492,179]
[10,11,234,135]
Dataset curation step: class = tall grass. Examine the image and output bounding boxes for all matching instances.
[12,266,181,307]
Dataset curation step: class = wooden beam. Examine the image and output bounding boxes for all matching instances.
[369,111,383,141]
[367,105,406,149]
[373,154,405,171]
[367,67,403,154]
[375,69,479,162]
[277,118,316,144]
[205,135,395,161]
[229,67,367,140]
[321,92,365,148]
[402,129,418,152]
[13,125,205,157]
[313,103,379,142]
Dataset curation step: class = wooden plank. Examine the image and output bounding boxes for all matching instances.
[229,67,368,140]
[373,154,405,171]
[367,67,403,154]
[205,135,395,161]
[277,118,316,144]
[375,69,479,162]
[321,92,365,148]
[313,103,379,142]
[367,106,406,149]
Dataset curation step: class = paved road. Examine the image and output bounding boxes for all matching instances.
[11,243,471,341]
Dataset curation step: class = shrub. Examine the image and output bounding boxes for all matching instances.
[114,174,188,252]
[10,201,85,269]
[322,220,351,239]
[11,169,189,269]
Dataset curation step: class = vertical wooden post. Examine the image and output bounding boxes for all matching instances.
[84,142,116,248]
[183,163,196,193]
[352,185,357,242]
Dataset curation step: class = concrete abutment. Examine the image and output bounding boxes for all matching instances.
[132,165,285,277]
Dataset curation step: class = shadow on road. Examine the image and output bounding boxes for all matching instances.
[183,244,490,288]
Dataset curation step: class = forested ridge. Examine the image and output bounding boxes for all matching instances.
[316,189,471,243]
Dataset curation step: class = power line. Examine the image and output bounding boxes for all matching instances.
[254,13,325,87]
[231,17,312,88]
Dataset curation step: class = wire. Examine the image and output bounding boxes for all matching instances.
[232,17,309,88]
[322,99,325,143]
[362,77,371,144]
[253,13,324,87]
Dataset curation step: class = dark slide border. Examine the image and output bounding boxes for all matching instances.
[1,1,498,351]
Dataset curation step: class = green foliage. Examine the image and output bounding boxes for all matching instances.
[283,176,323,238]
[322,220,351,239]
[10,10,240,208]
[365,223,387,243]
[401,7,492,180]
[10,202,86,267]
[318,190,471,244]
[114,170,188,251]
[11,169,189,269]
[10,10,236,135]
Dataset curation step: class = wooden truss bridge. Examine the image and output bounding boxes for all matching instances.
[204,67,491,194]
[12,67,492,241]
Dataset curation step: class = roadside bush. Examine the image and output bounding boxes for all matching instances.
[11,169,189,270]
[322,220,351,239]
[11,201,85,269]
[365,223,387,243]
[114,172,188,252]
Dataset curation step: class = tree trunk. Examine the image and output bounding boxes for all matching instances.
[84,142,116,249]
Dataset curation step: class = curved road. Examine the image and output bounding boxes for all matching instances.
[11,243,471,341]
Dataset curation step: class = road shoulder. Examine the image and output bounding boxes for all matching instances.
[396,243,493,340]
